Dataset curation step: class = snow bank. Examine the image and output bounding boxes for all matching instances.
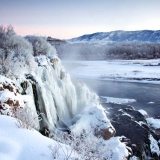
[0,115,78,160]
[147,101,155,104]
[146,118,160,129]
[0,115,130,160]
[103,137,130,159]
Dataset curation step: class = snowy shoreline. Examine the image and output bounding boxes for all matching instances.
[63,59,160,84]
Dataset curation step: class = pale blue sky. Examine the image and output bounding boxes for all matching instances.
[0,0,160,39]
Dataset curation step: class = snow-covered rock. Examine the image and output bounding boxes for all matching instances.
[0,76,23,116]
[71,104,115,140]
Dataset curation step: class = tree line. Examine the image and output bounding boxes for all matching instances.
[54,42,160,60]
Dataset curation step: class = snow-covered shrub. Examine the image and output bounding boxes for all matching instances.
[52,130,106,160]
[49,144,78,160]
[0,25,32,53]
[0,25,15,50]
[13,107,42,130]
[26,36,57,57]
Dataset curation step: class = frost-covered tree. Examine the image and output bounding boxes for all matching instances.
[26,36,57,57]
[0,25,36,76]
[0,25,16,53]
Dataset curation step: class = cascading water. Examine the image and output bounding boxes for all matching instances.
[24,56,97,131]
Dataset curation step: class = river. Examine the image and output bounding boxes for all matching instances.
[76,78,160,118]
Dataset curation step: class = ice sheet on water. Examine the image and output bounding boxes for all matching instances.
[146,118,160,129]
[138,109,148,116]
[101,96,136,104]
[66,59,160,84]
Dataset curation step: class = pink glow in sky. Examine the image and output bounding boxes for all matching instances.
[13,25,108,39]
[1,0,160,39]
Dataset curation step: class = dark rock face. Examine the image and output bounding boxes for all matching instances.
[103,103,160,160]
[39,126,52,138]
[21,81,28,95]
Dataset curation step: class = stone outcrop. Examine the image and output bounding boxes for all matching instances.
[0,77,24,116]
[70,104,116,140]
[95,126,116,140]
[105,102,160,159]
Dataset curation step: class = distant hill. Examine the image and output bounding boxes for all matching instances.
[67,30,160,44]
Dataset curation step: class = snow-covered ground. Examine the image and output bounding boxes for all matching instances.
[0,115,78,160]
[63,59,160,84]
[0,115,130,160]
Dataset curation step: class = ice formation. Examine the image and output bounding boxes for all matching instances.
[0,56,114,133]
